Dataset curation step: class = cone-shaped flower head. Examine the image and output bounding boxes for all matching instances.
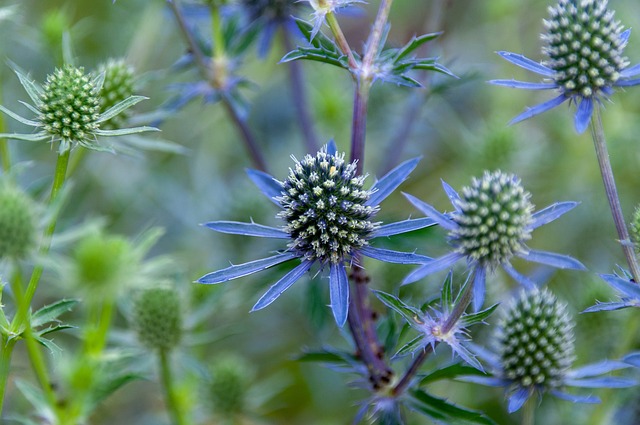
[73,231,131,295]
[278,148,378,264]
[491,0,640,133]
[498,288,575,389]
[98,59,135,129]
[198,141,436,327]
[133,287,182,351]
[40,65,100,146]
[208,356,251,418]
[0,183,35,260]
[451,171,533,269]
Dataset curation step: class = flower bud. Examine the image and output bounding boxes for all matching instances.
[208,355,251,417]
[0,184,35,260]
[98,59,136,129]
[133,287,182,351]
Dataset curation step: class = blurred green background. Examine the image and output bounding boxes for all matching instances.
[2,0,640,424]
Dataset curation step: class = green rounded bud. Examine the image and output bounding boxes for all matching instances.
[498,288,575,390]
[133,287,182,351]
[73,231,131,294]
[39,65,100,145]
[542,0,628,98]
[208,355,251,417]
[0,184,36,260]
[98,59,136,129]
[278,145,379,264]
[451,170,533,268]
[630,205,640,251]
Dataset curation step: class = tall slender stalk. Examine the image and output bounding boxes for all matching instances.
[589,105,640,283]
[522,396,536,425]
[158,349,188,425]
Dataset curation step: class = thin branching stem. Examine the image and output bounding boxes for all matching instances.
[589,105,640,283]
[324,12,358,71]
[159,349,188,425]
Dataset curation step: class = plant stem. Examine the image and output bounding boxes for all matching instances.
[167,0,268,172]
[392,275,475,396]
[282,26,319,153]
[589,105,640,283]
[158,349,188,425]
[0,338,15,414]
[522,396,535,425]
[324,12,358,71]
[350,80,370,174]
[0,79,9,172]
[23,325,58,408]
[362,0,394,72]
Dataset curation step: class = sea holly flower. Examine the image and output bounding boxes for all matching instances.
[402,170,586,310]
[374,273,498,371]
[491,0,640,133]
[0,64,156,153]
[197,141,435,327]
[240,0,304,55]
[583,270,640,312]
[462,288,635,412]
[0,182,36,260]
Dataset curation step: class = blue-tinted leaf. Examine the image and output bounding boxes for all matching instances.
[203,221,288,239]
[367,157,420,206]
[574,97,593,134]
[360,246,431,264]
[460,303,499,328]
[567,360,630,379]
[402,252,463,285]
[329,264,349,327]
[403,193,457,231]
[565,376,636,388]
[517,249,586,270]
[472,266,487,312]
[371,217,436,238]
[441,180,461,206]
[502,262,536,290]
[509,94,568,125]
[373,290,422,324]
[326,139,337,155]
[32,299,79,328]
[530,202,578,229]
[600,273,640,299]
[620,63,640,78]
[582,301,631,313]
[623,352,640,368]
[497,51,555,77]
[10,63,44,105]
[549,390,599,404]
[246,168,283,206]
[252,260,313,311]
[507,386,531,413]
[489,79,557,90]
[197,252,297,284]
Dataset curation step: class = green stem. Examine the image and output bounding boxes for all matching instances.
[324,12,358,71]
[589,105,640,283]
[362,0,394,72]
[158,349,188,425]
[23,325,58,408]
[0,80,9,173]
[349,79,371,174]
[84,300,115,357]
[0,338,16,414]
[210,5,225,61]
[522,396,535,425]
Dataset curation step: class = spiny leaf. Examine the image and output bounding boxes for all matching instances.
[408,389,496,424]
[419,363,487,386]
[394,32,442,63]
[373,290,422,325]
[459,304,499,328]
[32,299,79,328]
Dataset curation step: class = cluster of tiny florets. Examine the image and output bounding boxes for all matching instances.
[98,59,135,129]
[133,287,182,352]
[451,171,533,268]
[39,65,101,143]
[242,0,297,22]
[542,0,628,98]
[0,184,35,260]
[207,356,251,418]
[498,288,575,390]
[73,232,131,293]
[277,147,378,264]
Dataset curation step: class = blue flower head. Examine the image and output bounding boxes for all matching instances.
[403,170,586,310]
[197,141,435,327]
[491,0,640,133]
[462,288,635,413]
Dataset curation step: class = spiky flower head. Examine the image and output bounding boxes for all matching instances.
[542,0,628,99]
[277,146,379,264]
[98,59,135,129]
[133,286,182,352]
[242,0,298,22]
[630,205,640,251]
[39,65,100,149]
[207,355,252,418]
[498,288,575,390]
[451,171,533,269]
[0,183,35,260]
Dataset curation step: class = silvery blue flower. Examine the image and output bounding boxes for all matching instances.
[198,141,434,327]
[462,288,635,413]
[491,0,640,133]
[402,170,586,310]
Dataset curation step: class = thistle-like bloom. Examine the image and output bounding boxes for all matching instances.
[583,271,640,312]
[491,0,640,133]
[0,64,155,153]
[98,58,136,129]
[0,182,35,260]
[305,0,365,39]
[375,273,497,371]
[197,142,435,326]
[462,288,634,412]
[403,170,586,310]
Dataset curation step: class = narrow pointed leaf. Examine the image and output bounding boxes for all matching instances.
[549,390,599,404]
[419,363,487,386]
[94,126,159,136]
[11,65,44,105]
[530,202,578,229]
[373,290,422,324]
[497,51,555,77]
[246,168,283,206]
[402,252,463,285]
[403,193,457,231]
[623,352,640,368]
[371,217,437,238]
[0,132,48,142]
[507,387,532,413]
[502,262,536,289]
[360,246,431,264]
[326,139,337,155]
[564,376,636,388]
[0,105,40,127]
[517,249,586,270]
[252,260,313,311]
[460,303,499,327]
[472,266,487,312]
[600,273,640,299]
[442,270,454,309]
[441,180,461,206]
[582,301,630,313]
[619,62,640,78]
[97,96,148,123]
[203,221,288,239]
[509,94,568,125]
[408,389,496,424]
[488,79,557,90]
[574,97,593,134]
[197,252,297,284]
[568,360,630,379]
[366,157,420,206]
[32,299,79,328]
[394,32,442,63]
[394,335,426,357]
[329,263,349,327]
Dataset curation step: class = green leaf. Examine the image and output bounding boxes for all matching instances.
[373,290,422,325]
[0,105,40,127]
[9,62,44,105]
[441,271,454,310]
[87,372,145,413]
[32,299,79,328]
[459,304,499,328]
[395,335,425,357]
[393,32,442,63]
[97,96,149,124]
[94,126,159,137]
[36,324,76,337]
[0,132,48,142]
[281,49,348,70]
[294,18,339,53]
[419,363,487,386]
[408,389,496,425]
[413,61,457,78]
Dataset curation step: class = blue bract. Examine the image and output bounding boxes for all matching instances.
[490,0,640,133]
[402,171,586,310]
[197,141,435,327]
